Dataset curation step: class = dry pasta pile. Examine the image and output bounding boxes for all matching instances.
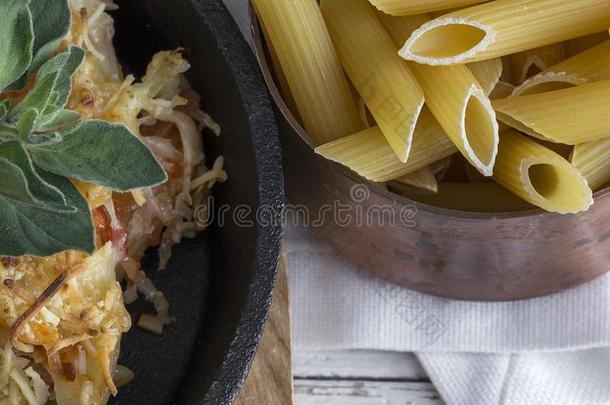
[254,0,610,214]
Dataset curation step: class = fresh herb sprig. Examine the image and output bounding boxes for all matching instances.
[0,0,167,257]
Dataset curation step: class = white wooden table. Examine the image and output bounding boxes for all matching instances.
[293,350,444,404]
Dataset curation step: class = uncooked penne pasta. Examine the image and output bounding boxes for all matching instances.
[253,0,361,144]
[430,156,454,182]
[508,43,566,85]
[263,29,301,123]
[493,79,610,144]
[534,139,574,160]
[499,57,515,85]
[368,0,486,16]
[406,182,535,212]
[373,9,428,44]
[467,58,503,96]
[374,10,430,34]
[513,40,610,96]
[489,81,516,100]
[377,11,498,176]
[392,166,439,193]
[373,10,502,96]
[399,0,610,65]
[565,32,608,57]
[407,64,498,175]
[321,0,424,162]
[465,161,491,183]
[428,7,471,19]
[493,130,593,214]
[315,110,457,182]
[571,139,610,191]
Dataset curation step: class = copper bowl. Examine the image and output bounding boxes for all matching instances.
[250,10,610,301]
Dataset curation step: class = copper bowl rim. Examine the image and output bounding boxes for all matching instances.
[249,7,610,221]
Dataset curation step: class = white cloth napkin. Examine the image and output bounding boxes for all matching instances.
[285,224,610,405]
[222,1,610,403]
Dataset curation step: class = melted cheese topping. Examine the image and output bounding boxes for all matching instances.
[0,0,226,403]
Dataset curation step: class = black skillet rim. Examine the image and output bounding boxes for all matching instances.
[175,1,284,404]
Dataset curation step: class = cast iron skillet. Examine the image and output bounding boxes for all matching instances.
[107,1,283,404]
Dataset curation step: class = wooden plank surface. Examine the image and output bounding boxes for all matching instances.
[294,350,443,405]
[294,379,443,405]
[294,350,427,380]
[234,253,443,404]
[235,252,293,405]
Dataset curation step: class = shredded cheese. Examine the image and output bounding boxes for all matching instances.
[0,0,225,402]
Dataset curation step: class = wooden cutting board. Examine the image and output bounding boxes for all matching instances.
[235,251,293,405]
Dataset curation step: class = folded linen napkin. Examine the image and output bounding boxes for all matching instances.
[284,224,610,405]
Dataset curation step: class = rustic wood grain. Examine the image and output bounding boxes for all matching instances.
[235,251,293,405]
[294,379,443,404]
[233,249,442,405]
[293,350,443,404]
[294,350,427,380]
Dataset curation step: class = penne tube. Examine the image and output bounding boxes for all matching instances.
[493,79,610,144]
[392,166,439,193]
[513,40,610,96]
[315,109,457,182]
[507,43,566,85]
[399,0,610,65]
[467,58,503,96]
[533,140,573,161]
[492,130,593,214]
[368,0,486,16]
[406,182,536,212]
[465,161,491,183]
[428,7,472,19]
[264,29,301,123]
[499,57,515,85]
[489,81,515,100]
[374,10,502,96]
[378,11,499,176]
[571,139,610,191]
[407,63,498,175]
[321,0,425,162]
[372,11,430,34]
[430,155,454,182]
[441,154,470,182]
[253,0,362,144]
[565,32,609,57]
[356,98,376,129]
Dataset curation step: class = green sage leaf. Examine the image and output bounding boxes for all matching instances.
[37,46,85,108]
[0,158,37,204]
[37,107,81,131]
[7,0,71,90]
[0,170,94,257]
[12,72,60,120]
[16,109,39,142]
[12,47,84,120]
[0,141,73,212]
[0,0,34,90]
[8,47,85,139]
[28,120,167,192]
[0,100,10,121]
[28,0,71,74]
